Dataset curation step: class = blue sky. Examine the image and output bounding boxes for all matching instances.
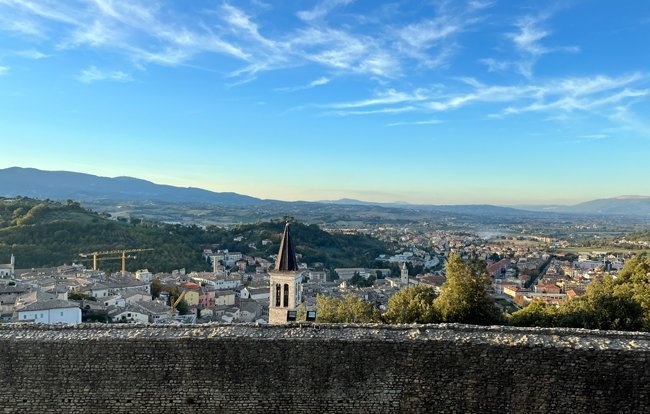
[0,0,649,205]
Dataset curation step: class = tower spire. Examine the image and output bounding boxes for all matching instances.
[275,221,298,272]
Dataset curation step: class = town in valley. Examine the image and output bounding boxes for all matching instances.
[2,207,647,326]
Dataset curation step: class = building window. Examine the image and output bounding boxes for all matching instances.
[275,284,281,307]
[283,284,289,308]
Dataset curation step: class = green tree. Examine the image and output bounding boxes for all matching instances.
[508,300,557,327]
[555,277,644,331]
[435,253,501,325]
[383,285,439,324]
[150,279,162,299]
[349,272,374,287]
[510,255,650,331]
[614,254,650,329]
[316,294,379,323]
[175,299,189,315]
[488,253,501,261]
[296,303,307,322]
[69,291,95,301]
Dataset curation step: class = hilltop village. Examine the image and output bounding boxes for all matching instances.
[0,221,637,325]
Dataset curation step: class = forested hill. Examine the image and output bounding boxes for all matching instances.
[0,198,391,272]
[626,231,650,242]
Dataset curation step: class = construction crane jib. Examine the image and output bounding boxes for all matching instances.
[78,248,154,272]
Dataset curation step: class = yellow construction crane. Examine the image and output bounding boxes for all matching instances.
[76,255,136,269]
[78,248,154,272]
[170,291,186,320]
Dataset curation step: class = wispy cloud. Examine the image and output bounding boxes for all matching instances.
[296,0,354,22]
[276,76,331,92]
[563,133,610,144]
[322,73,650,125]
[394,1,490,69]
[78,66,132,83]
[0,65,9,75]
[0,15,44,37]
[0,0,493,82]
[15,49,50,59]
[0,0,645,140]
[326,89,430,109]
[501,74,649,115]
[288,26,400,77]
[509,15,550,56]
[0,0,250,71]
[331,106,416,116]
[482,11,579,78]
[387,119,443,126]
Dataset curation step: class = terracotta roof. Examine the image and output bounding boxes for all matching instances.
[274,222,298,272]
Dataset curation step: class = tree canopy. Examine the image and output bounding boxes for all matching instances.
[510,254,650,331]
[315,294,380,323]
[434,253,501,325]
[383,285,439,324]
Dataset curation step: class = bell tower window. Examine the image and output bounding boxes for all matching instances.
[283,284,289,307]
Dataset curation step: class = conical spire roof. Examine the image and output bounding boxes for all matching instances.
[274,222,298,272]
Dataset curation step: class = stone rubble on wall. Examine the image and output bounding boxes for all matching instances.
[0,323,647,413]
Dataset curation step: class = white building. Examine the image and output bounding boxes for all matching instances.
[83,283,109,298]
[16,300,81,324]
[201,276,242,290]
[108,306,149,323]
[135,269,153,283]
[122,289,152,305]
[307,271,327,284]
[215,290,236,307]
[240,286,270,301]
[0,254,15,278]
[101,295,126,308]
[208,250,244,268]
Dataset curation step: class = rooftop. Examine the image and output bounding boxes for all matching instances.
[19,299,79,312]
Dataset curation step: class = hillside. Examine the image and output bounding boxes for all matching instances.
[520,196,650,216]
[208,220,390,269]
[320,199,547,217]
[626,230,650,242]
[0,167,263,205]
[563,196,650,216]
[0,198,391,272]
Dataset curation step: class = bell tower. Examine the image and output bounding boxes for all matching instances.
[268,222,302,324]
[400,262,409,287]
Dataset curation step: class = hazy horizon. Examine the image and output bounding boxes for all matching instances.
[2,164,648,206]
[1,1,649,204]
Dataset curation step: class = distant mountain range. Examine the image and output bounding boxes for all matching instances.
[321,197,650,217]
[518,196,650,216]
[0,167,263,205]
[1,167,649,217]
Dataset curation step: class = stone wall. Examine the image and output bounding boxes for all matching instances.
[0,323,647,413]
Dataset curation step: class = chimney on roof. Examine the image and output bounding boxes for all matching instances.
[274,222,298,272]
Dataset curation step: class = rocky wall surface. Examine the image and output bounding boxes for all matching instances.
[0,323,647,413]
